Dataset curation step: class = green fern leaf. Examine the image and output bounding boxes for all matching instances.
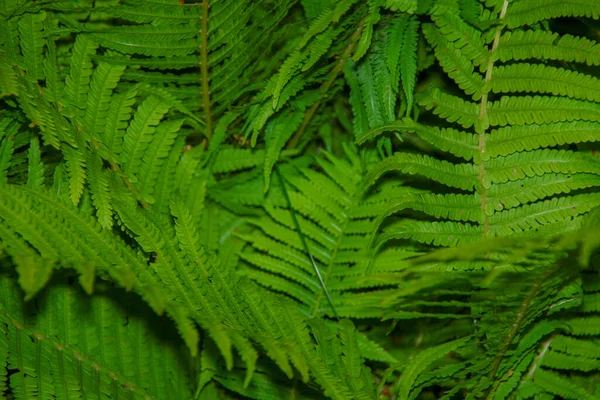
[394,336,469,400]
[364,152,479,191]
[100,84,139,161]
[422,23,483,100]
[0,52,18,97]
[121,95,170,177]
[386,13,410,95]
[271,0,356,108]
[384,0,418,13]
[0,224,52,300]
[87,152,113,228]
[377,219,484,247]
[83,61,126,141]
[356,118,479,161]
[62,144,86,205]
[529,368,598,400]
[486,121,600,159]
[26,137,44,188]
[488,174,600,210]
[353,0,382,62]
[264,111,303,192]
[0,136,14,185]
[0,277,194,400]
[344,58,370,138]
[430,5,487,66]
[491,63,600,102]
[497,30,600,66]
[418,88,479,129]
[551,335,600,357]
[399,15,420,114]
[138,118,183,199]
[17,12,46,81]
[505,0,600,29]
[488,96,600,127]
[64,36,98,115]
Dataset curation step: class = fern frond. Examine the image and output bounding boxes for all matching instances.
[62,144,86,205]
[264,111,304,191]
[526,368,598,400]
[100,84,138,161]
[88,153,113,229]
[0,135,14,185]
[489,193,600,237]
[377,219,484,247]
[138,119,183,199]
[0,185,175,312]
[26,137,44,188]
[364,152,479,191]
[344,58,370,138]
[271,0,356,108]
[213,148,267,174]
[356,118,479,161]
[485,149,600,185]
[386,14,410,94]
[491,63,600,102]
[240,146,447,319]
[384,0,419,13]
[121,95,170,177]
[486,121,600,158]
[393,336,469,400]
[430,5,487,66]
[399,15,420,114]
[0,52,18,97]
[417,88,479,129]
[504,0,600,28]
[17,12,46,81]
[423,23,483,100]
[64,36,98,115]
[496,30,600,66]
[0,276,195,400]
[83,61,126,141]
[4,1,600,398]
[488,96,600,127]
[488,174,600,210]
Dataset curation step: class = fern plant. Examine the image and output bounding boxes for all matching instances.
[1,0,600,399]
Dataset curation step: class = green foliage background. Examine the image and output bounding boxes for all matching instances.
[2,0,600,398]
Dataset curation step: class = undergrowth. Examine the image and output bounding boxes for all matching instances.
[1,0,600,398]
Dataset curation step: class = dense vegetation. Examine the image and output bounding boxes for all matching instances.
[2,0,600,398]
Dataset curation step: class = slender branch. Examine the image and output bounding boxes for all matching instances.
[200,0,212,140]
[286,19,366,150]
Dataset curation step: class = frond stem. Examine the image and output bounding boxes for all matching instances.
[200,0,212,140]
[478,0,509,236]
[286,18,366,150]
